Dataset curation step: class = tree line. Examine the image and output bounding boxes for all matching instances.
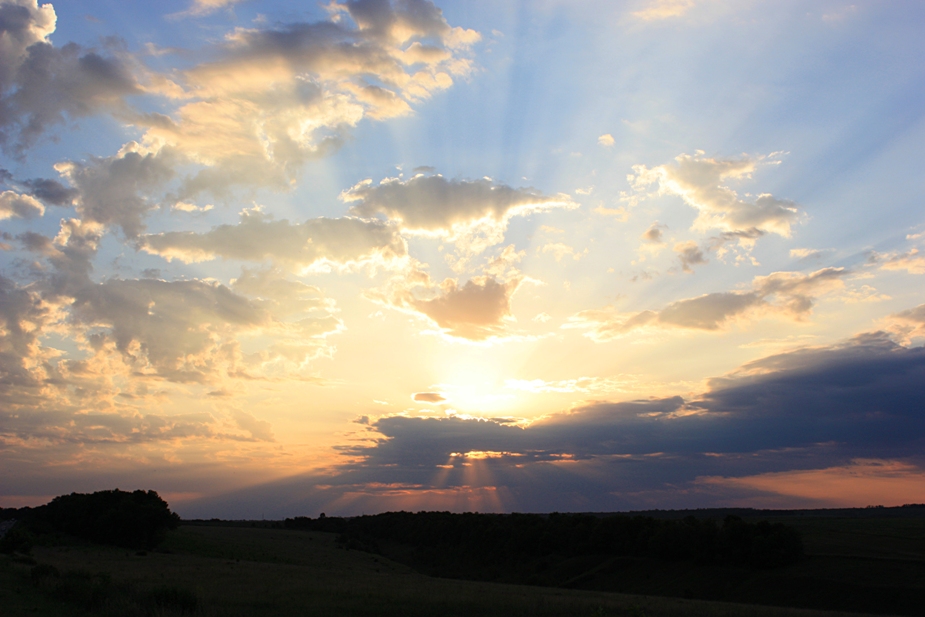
[286,511,803,574]
[1,489,180,552]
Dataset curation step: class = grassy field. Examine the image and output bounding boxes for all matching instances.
[0,522,899,617]
[557,514,925,615]
[776,516,925,562]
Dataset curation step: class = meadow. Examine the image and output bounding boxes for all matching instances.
[1,509,922,617]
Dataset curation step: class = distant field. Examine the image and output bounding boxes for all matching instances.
[0,522,900,617]
[558,514,925,615]
[773,516,925,562]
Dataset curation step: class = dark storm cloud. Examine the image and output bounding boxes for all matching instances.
[307,332,925,508]
[174,331,925,517]
[381,332,923,460]
[695,332,925,456]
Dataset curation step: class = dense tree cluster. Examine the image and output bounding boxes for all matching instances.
[1,489,180,551]
[286,511,803,574]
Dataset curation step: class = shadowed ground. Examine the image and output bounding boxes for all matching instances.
[2,520,918,617]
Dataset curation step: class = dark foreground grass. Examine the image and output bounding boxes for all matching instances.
[1,555,205,616]
[1,525,894,617]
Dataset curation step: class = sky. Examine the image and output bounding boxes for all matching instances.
[0,0,924,518]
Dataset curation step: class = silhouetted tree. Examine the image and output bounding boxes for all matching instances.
[29,489,180,549]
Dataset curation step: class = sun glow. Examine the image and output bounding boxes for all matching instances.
[429,354,520,413]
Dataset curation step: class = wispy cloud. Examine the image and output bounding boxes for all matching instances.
[630,152,800,242]
[567,268,847,341]
[632,0,696,22]
[170,0,248,19]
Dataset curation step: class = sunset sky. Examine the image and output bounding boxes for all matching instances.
[1,0,924,518]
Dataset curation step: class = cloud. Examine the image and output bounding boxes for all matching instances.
[140,1,480,196]
[171,201,212,213]
[0,274,49,398]
[231,268,330,319]
[638,222,667,258]
[700,459,925,508]
[657,293,761,330]
[342,174,575,255]
[22,177,77,206]
[413,392,446,403]
[174,0,248,18]
[321,332,925,512]
[539,242,582,262]
[58,268,342,385]
[594,204,630,221]
[790,247,828,261]
[0,0,55,79]
[632,0,696,21]
[706,228,765,263]
[482,244,524,279]
[821,5,858,23]
[0,1,139,154]
[868,248,925,275]
[568,267,847,341]
[885,303,925,344]
[367,263,525,341]
[693,332,925,462]
[0,394,283,450]
[630,152,800,240]
[54,143,176,238]
[140,208,406,271]
[674,240,706,272]
[504,376,634,395]
[168,330,925,517]
[0,190,43,220]
[640,222,665,244]
[232,409,274,442]
[598,133,614,147]
[0,407,224,446]
[412,276,522,341]
[69,277,270,383]
[24,217,343,385]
